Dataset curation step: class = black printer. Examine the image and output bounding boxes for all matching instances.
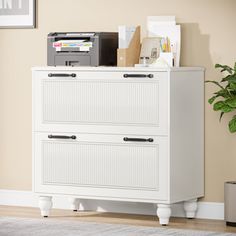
[47,32,118,66]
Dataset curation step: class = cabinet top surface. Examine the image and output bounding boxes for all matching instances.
[32,66,205,72]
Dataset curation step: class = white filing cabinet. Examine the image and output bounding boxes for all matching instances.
[32,67,204,225]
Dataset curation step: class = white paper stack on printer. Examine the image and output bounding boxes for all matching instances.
[147,16,181,67]
[53,40,93,52]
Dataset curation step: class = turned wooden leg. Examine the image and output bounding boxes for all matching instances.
[156,204,171,225]
[184,198,198,219]
[68,197,80,212]
[38,196,53,217]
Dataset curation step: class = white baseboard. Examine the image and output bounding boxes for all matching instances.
[0,190,224,220]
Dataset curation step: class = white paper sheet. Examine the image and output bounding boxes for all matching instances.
[147,16,181,67]
[118,25,136,48]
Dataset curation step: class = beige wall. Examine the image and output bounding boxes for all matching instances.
[0,0,236,202]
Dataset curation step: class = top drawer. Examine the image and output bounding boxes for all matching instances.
[32,70,169,135]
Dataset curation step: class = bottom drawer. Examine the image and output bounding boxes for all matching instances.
[33,132,169,201]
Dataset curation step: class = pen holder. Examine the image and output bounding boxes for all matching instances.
[159,52,174,67]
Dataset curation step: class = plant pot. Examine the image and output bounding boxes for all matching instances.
[225,181,236,226]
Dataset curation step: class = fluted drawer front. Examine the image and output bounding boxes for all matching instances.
[42,142,158,190]
[34,133,168,197]
[33,71,168,135]
[43,80,158,125]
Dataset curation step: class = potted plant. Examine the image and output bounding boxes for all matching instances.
[207,63,236,133]
[207,62,236,226]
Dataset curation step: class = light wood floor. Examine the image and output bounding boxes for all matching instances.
[1,205,236,233]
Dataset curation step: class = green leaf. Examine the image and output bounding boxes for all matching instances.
[213,101,234,113]
[208,96,217,104]
[215,63,223,68]
[221,74,236,82]
[225,97,236,108]
[207,63,236,133]
[205,80,225,90]
[221,75,231,82]
[213,101,225,111]
[229,116,236,133]
[229,82,236,90]
[214,89,231,98]
[222,105,234,113]
[215,64,233,74]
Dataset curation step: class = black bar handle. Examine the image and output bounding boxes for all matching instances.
[123,137,154,142]
[48,135,77,140]
[123,74,154,78]
[48,73,77,78]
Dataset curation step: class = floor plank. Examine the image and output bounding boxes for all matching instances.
[0,205,236,233]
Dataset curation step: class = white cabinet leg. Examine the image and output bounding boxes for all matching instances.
[156,204,171,225]
[68,197,80,212]
[184,198,198,219]
[38,196,53,217]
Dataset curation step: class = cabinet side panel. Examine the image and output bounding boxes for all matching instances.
[170,70,204,203]
[32,70,38,192]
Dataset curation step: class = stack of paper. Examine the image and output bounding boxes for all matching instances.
[53,40,93,52]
